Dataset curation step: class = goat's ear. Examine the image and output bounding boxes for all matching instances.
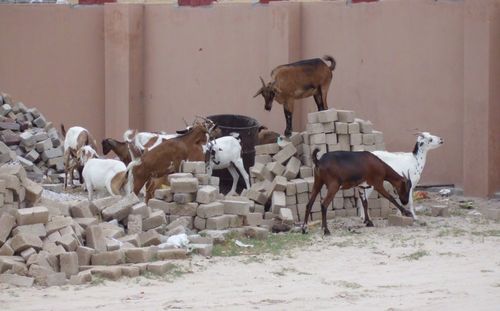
[258,125,268,132]
[272,84,282,94]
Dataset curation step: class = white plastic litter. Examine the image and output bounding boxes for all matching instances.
[108,219,119,226]
[235,240,254,248]
[165,233,189,248]
[110,237,124,248]
[439,189,451,197]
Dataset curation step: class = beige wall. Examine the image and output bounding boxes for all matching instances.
[0,1,498,196]
[0,5,105,149]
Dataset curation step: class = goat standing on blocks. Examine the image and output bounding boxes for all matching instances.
[61,125,98,189]
[363,132,444,219]
[205,135,250,196]
[126,124,209,197]
[303,149,413,235]
[254,55,336,137]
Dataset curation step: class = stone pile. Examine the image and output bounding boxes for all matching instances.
[247,108,395,222]
[0,93,64,181]
[0,162,269,287]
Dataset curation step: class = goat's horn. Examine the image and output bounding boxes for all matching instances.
[182,117,189,127]
[253,88,263,98]
[259,76,265,87]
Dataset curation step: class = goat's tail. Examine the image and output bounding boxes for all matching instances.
[312,148,321,167]
[60,124,66,138]
[323,55,336,71]
[123,129,135,143]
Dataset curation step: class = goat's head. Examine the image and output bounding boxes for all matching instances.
[101,139,113,155]
[254,77,277,111]
[396,171,413,206]
[77,145,98,166]
[414,132,444,153]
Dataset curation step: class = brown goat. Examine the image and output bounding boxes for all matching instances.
[144,161,177,203]
[127,124,209,196]
[303,149,412,235]
[254,55,336,137]
[102,138,131,165]
[257,126,281,145]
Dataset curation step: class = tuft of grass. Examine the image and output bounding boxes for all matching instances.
[89,276,105,286]
[438,252,464,258]
[400,250,430,261]
[437,228,467,237]
[212,232,312,257]
[471,230,500,237]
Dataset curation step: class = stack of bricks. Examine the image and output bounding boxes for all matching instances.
[0,92,65,182]
[247,108,394,221]
[147,161,269,232]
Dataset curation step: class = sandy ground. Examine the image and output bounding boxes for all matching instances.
[1,194,500,311]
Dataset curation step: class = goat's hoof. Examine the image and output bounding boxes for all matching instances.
[284,130,292,137]
[366,220,374,227]
[324,229,331,236]
[301,226,308,235]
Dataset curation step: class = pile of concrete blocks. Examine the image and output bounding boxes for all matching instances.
[0,163,43,210]
[0,92,64,182]
[148,161,271,232]
[247,108,397,221]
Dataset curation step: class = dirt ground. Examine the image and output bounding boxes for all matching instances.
[1,193,499,311]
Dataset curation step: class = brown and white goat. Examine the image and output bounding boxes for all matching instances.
[254,55,336,137]
[102,138,131,165]
[303,149,412,235]
[126,124,209,198]
[61,124,98,188]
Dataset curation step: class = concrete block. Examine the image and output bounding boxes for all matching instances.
[156,249,188,260]
[306,123,324,134]
[286,195,297,206]
[337,110,355,123]
[147,261,175,275]
[222,200,250,216]
[173,192,195,204]
[139,230,162,247]
[0,274,34,287]
[325,133,337,145]
[85,225,107,252]
[102,193,139,221]
[387,215,414,227]
[348,122,360,134]
[35,139,52,153]
[14,224,46,240]
[20,247,36,261]
[285,181,297,196]
[92,196,122,213]
[242,226,269,240]
[91,250,125,266]
[283,156,301,180]
[484,208,500,221]
[195,173,210,185]
[69,270,92,285]
[154,188,173,201]
[90,266,122,280]
[307,111,321,124]
[197,201,224,218]
[170,177,199,193]
[0,243,14,256]
[271,191,286,214]
[167,173,193,184]
[127,214,142,235]
[118,234,140,247]
[59,252,79,277]
[226,214,243,228]
[11,233,43,253]
[335,122,348,134]
[57,234,78,252]
[70,202,93,218]
[362,133,375,145]
[76,246,95,266]
[206,215,230,230]
[169,202,198,216]
[278,208,294,224]
[272,143,297,164]
[317,109,338,123]
[270,175,287,193]
[266,161,285,176]
[181,161,206,174]
[41,147,63,161]
[191,244,213,257]
[255,154,272,165]
[297,193,309,206]
[373,130,384,144]
[0,213,16,244]
[255,143,279,155]
[244,213,263,227]
[73,218,98,230]
[133,202,152,218]
[124,247,154,264]
[350,133,363,146]
[196,185,218,204]
[310,133,326,145]
[194,216,207,230]
[142,210,166,231]
[356,118,373,133]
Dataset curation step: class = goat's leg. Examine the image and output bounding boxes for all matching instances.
[63,151,70,189]
[78,166,84,185]
[86,181,93,202]
[373,183,413,217]
[227,165,240,196]
[359,188,373,227]
[408,188,417,219]
[321,82,330,110]
[232,159,250,190]
[320,182,340,235]
[313,88,325,111]
[302,179,322,234]
[283,108,293,137]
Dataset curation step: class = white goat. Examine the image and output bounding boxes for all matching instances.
[82,159,127,201]
[204,135,250,196]
[123,130,177,161]
[61,125,98,188]
[360,132,443,219]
